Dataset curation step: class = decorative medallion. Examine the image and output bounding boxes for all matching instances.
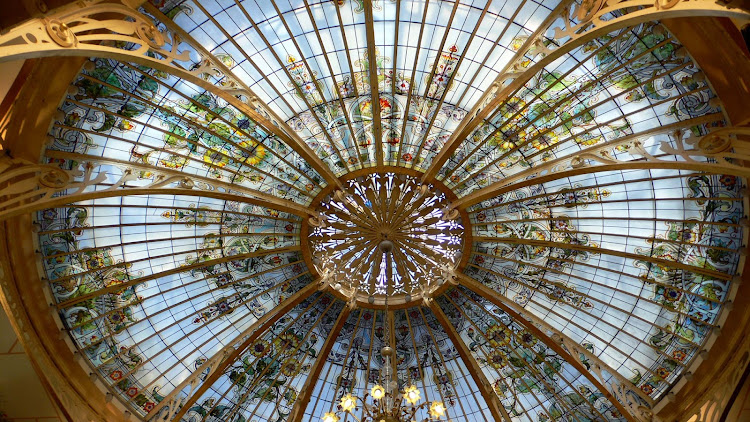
[307,172,466,306]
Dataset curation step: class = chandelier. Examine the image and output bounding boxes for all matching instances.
[320,240,448,422]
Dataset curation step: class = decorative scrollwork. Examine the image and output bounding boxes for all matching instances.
[549,125,750,178]
[556,333,657,422]
[0,155,91,218]
[575,0,610,22]
[0,0,192,76]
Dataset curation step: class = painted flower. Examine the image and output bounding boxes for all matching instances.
[656,367,671,379]
[285,224,294,232]
[251,339,271,357]
[664,288,682,302]
[203,150,230,168]
[402,153,413,162]
[379,98,392,111]
[486,325,511,348]
[126,386,139,398]
[110,370,123,381]
[275,331,302,353]
[672,349,688,362]
[518,330,537,348]
[676,228,697,243]
[237,140,267,166]
[719,174,737,188]
[280,358,303,377]
[143,402,156,413]
[487,349,507,369]
[640,384,654,395]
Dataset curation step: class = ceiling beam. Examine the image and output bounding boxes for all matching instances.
[151,282,320,421]
[428,301,512,422]
[458,273,646,422]
[363,0,384,166]
[288,307,353,422]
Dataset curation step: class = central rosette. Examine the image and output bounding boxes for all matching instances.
[307,172,465,306]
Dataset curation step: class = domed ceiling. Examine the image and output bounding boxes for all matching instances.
[20,0,748,421]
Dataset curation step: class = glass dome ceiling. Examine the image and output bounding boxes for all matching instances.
[25,0,747,421]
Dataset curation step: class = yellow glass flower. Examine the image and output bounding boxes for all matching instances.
[370,384,386,400]
[429,401,447,418]
[403,385,421,405]
[321,412,339,422]
[340,394,357,412]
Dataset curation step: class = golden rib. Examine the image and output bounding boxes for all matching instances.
[363,0,384,166]
[429,302,512,422]
[459,274,638,421]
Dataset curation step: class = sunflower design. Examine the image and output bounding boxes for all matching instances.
[280,358,303,377]
[487,349,507,369]
[250,339,271,357]
[202,150,231,168]
[518,330,537,348]
[275,331,302,354]
[486,324,512,348]
[236,140,267,166]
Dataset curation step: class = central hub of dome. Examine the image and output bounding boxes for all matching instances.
[307,172,465,307]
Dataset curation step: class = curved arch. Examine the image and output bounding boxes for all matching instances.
[422,0,750,181]
[0,0,339,187]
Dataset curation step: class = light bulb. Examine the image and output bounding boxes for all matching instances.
[371,384,386,399]
[429,401,446,418]
[403,385,421,405]
[340,393,357,412]
[322,412,339,422]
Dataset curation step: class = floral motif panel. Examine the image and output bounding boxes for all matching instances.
[438,287,628,422]
[465,171,743,398]
[441,22,721,197]
[51,58,325,202]
[37,194,309,417]
[181,293,341,421]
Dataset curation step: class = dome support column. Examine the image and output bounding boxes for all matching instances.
[363,0,384,167]
[429,301,513,422]
[458,273,651,422]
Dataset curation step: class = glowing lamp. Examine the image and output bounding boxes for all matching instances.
[429,401,446,418]
[340,393,357,412]
[403,385,421,405]
[321,412,339,422]
[371,384,386,400]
